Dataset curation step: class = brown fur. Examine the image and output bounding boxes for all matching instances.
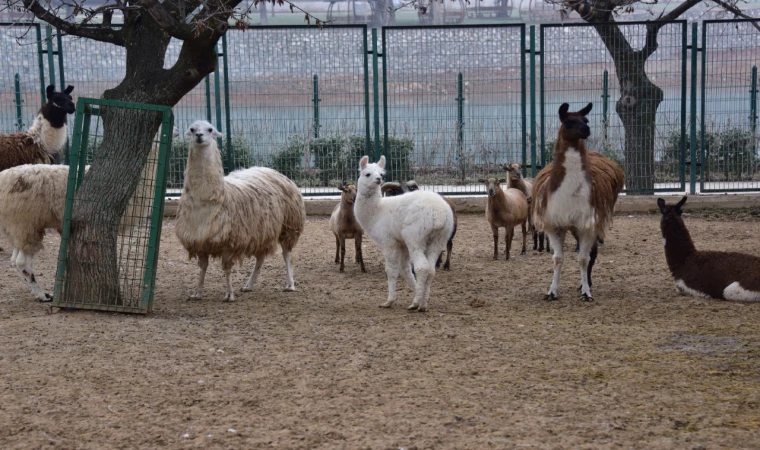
[0,134,56,171]
[329,183,366,273]
[533,145,624,240]
[659,196,760,300]
[481,177,528,260]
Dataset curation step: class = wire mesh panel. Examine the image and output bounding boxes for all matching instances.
[382,25,526,195]
[52,99,173,314]
[223,25,370,195]
[0,23,45,133]
[540,21,687,194]
[700,20,760,192]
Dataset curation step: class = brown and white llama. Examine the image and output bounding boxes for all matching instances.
[532,102,625,301]
[329,181,366,273]
[658,196,760,302]
[503,163,548,252]
[480,177,529,260]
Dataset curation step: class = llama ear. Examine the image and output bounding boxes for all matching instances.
[64,85,74,95]
[359,155,369,170]
[579,102,593,116]
[46,84,55,99]
[657,198,666,214]
[675,195,687,214]
[378,155,386,169]
[211,127,222,138]
[558,103,570,122]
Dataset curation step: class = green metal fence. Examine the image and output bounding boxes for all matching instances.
[540,21,688,195]
[1,20,759,195]
[52,98,173,314]
[700,19,760,192]
[381,24,526,194]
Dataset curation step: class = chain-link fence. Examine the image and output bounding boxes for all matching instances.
[1,21,759,195]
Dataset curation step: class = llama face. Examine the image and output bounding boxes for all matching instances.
[558,103,592,141]
[338,183,357,204]
[480,177,507,198]
[186,120,222,145]
[45,84,76,114]
[358,155,386,189]
[503,163,522,181]
[657,196,688,235]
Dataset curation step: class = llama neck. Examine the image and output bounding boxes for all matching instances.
[184,145,225,202]
[354,185,381,230]
[26,111,68,154]
[549,138,589,193]
[662,216,697,273]
[488,187,508,209]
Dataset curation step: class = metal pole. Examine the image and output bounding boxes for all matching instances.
[56,31,65,90]
[205,75,212,123]
[362,26,371,157]
[456,72,464,160]
[213,45,224,165]
[35,24,45,106]
[679,21,688,191]
[372,28,381,162]
[14,74,24,131]
[602,69,609,141]
[690,22,699,195]
[312,74,320,139]
[221,34,233,174]
[530,25,538,176]
[520,25,527,177]
[750,65,757,135]
[45,26,56,93]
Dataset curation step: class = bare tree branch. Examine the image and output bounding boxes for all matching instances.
[19,0,125,45]
[710,0,760,31]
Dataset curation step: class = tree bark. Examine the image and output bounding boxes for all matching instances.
[65,12,220,306]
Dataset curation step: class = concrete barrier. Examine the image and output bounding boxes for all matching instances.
[161,192,760,218]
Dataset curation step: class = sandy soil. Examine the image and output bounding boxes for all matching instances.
[1,211,759,449]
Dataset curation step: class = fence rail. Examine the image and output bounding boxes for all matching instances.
[1,20,759,195]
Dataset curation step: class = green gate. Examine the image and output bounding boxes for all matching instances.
[52,98,174,314]
[540,21,688,194]
[381,24,527,194]
[700,19,760,192]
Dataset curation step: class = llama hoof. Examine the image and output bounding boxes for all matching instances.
[223,292,236,302]
[283,286,296,292]
[544,293,558,301]
[416,306,428,313]
[579,294,594,302]
[241,286,252,292]
[188,292,203,300]
[339,267,345,273]
[379,302,393,309]
[407,303,420,311]
[39,293,53,303]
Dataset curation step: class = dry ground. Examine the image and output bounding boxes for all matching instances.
[1,211,760,449]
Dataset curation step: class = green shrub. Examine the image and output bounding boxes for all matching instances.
[662,127,757,180]
[270,135,305,181]
[167,136,262,189]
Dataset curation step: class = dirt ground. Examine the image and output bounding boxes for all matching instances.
[1,210,760,449]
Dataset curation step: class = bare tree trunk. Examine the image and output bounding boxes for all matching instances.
[64,13,219,306]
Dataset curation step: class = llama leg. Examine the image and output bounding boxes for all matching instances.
[189,253,209,299]
[537,231,543,252]
[339,236,346,273]
[533,228,538,251]
[520,221,527,255]
[222,256,236,302]
[443,239,453,271]
[242,256,265,292]
[334,235,340,264]
[408,248,432,312]
[399,247,416,290]
[15,251,50,302]
[9,248,18,269]
[545,230,565,301]
[282,248,296,291]
[588,241,598,289]
[417,251,441,312]
[380,246,402,308]
[546,234,552,253]
[577,232,596,302]
[492,224,499,260]
[355,235,366,273]
[505,226,513,260]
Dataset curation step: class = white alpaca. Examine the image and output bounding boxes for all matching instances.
[353,155,454,312]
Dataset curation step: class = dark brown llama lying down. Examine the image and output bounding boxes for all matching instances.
[658,196,760,302]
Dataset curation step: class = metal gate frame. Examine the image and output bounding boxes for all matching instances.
[380,24,527,195]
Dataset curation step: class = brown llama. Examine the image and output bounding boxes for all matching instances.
[503,163,549,252]
[329,181,366,273]
[480,177,529,260]
[658,196,760,302]
[532,102,625,301]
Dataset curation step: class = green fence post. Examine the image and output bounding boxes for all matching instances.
[221,34,232,174]
[14,74,23,131]
[602,69,609,141]
[362,26,371,157]
[372,28,381,162]
[679,21,688,191]
[312,74,320,139]
[56,31,65,89]
[45,26,56,92]
[35,24,45,105]
[213,45,224,168]
[456,72,464,162]
[750,65,757,135]
[530,25,538,176]
[520,25,527,177]
[205,75,212,123]
[690,22,699,195]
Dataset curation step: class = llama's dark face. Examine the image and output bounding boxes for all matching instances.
[657,196,688,234]
[558,102,592,142]
[381,180,418,197]
[338,183,357,204]
[46,84,76,114]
